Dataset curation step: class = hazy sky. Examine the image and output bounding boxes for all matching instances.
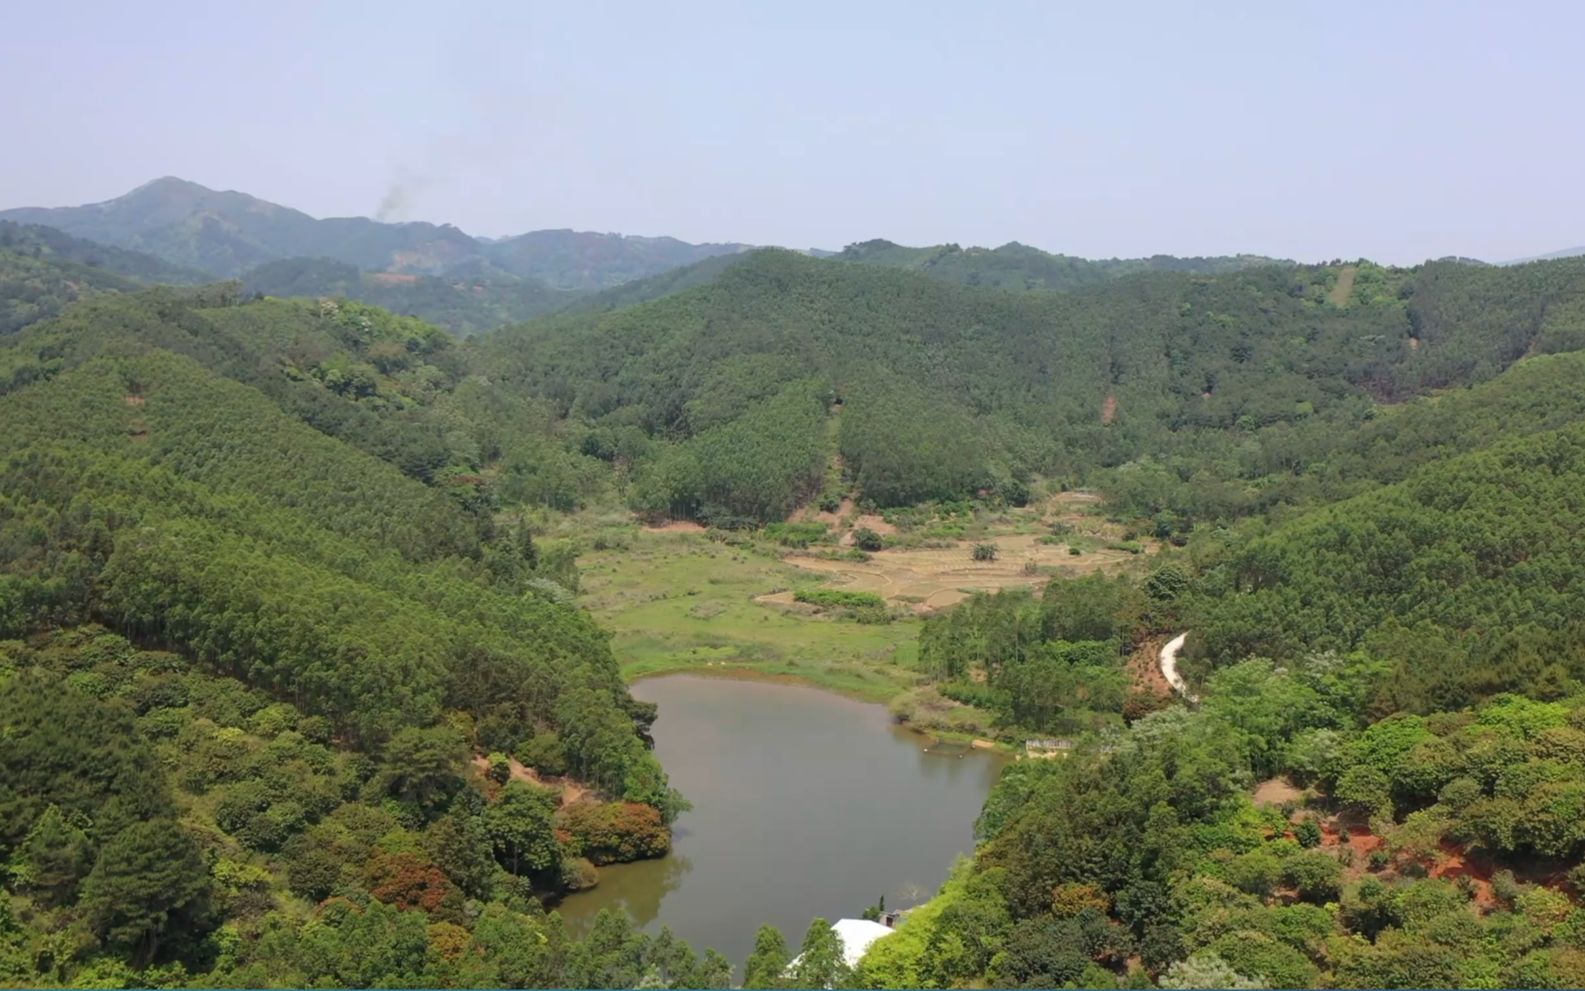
[3,1,1581,263]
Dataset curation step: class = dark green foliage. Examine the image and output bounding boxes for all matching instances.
[12,805,93,907]
[79,820,215,966]
[481,250,1585,516]
[516,730,569,777]
[851,526,884,551]
[632,379,830,523]
[485,782,561,876]
[1187,421,1585,713]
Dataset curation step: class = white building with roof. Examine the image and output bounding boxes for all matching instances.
[785,917,896,975]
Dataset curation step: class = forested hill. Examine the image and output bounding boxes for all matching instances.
[837,238,1287,291]
[0,287,693,984]
[477,249,1585,526]
[0,221,210,335]
[866,368,1585,989]
[0,221,208,285]
[0,177,754,287]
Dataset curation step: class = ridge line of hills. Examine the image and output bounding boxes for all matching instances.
[4,177,1304,334]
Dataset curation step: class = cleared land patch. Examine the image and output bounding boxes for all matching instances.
[785,533,1146,613]
[1328,264,1358,306]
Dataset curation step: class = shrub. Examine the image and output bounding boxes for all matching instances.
[1283,850,1343,903]
[486,752,511,784]
[515,731,568,778]
[763,522,828,548]
[972,543,998,562]
[561,856,599,891]
[794,588,887,611]
[939,680,1001,709]
[852,527,884,552]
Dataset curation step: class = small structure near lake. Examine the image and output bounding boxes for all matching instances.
[1024,737,1075,759]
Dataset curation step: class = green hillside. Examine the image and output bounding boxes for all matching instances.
[481,249,1585,525]
[838,238,1286,292]
[861,409,1585,990]
[0,288,702,984]
[0,222,209,335]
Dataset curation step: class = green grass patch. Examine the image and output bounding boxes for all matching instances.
[576,529,921,701]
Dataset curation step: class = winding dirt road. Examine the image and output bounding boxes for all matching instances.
[1158,632,1197,702]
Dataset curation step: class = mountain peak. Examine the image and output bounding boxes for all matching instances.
[130,175,212,195]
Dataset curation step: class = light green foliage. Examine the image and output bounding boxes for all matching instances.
[1160,952,1269,989]
[743,924,791,989]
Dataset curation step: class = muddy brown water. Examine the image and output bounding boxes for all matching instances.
[555,675,1007,968]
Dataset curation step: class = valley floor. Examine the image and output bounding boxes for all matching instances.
[565,489,1162,724]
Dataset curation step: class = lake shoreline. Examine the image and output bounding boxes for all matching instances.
[554,674,1009,967]
[625,662,1017,752]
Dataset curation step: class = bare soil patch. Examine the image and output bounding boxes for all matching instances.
[1429,839,1498,909]
[851,513,896,534]
[786,533,1146,613]
[1252,777,1305,807]
[1101,393,1118,425]
[470,754,587,805]
[1320,821,1383,861]
[797,495,855,526]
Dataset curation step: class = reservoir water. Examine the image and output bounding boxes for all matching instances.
[555,674,1007,968]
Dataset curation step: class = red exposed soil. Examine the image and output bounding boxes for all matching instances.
[1101,393,1119,425]
[1319,821,1383,859]
[1428,839,1499,909]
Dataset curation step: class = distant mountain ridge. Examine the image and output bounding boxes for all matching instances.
[2,178,1312,334]
[0,177,755,288]
[1504,246,1585,265]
